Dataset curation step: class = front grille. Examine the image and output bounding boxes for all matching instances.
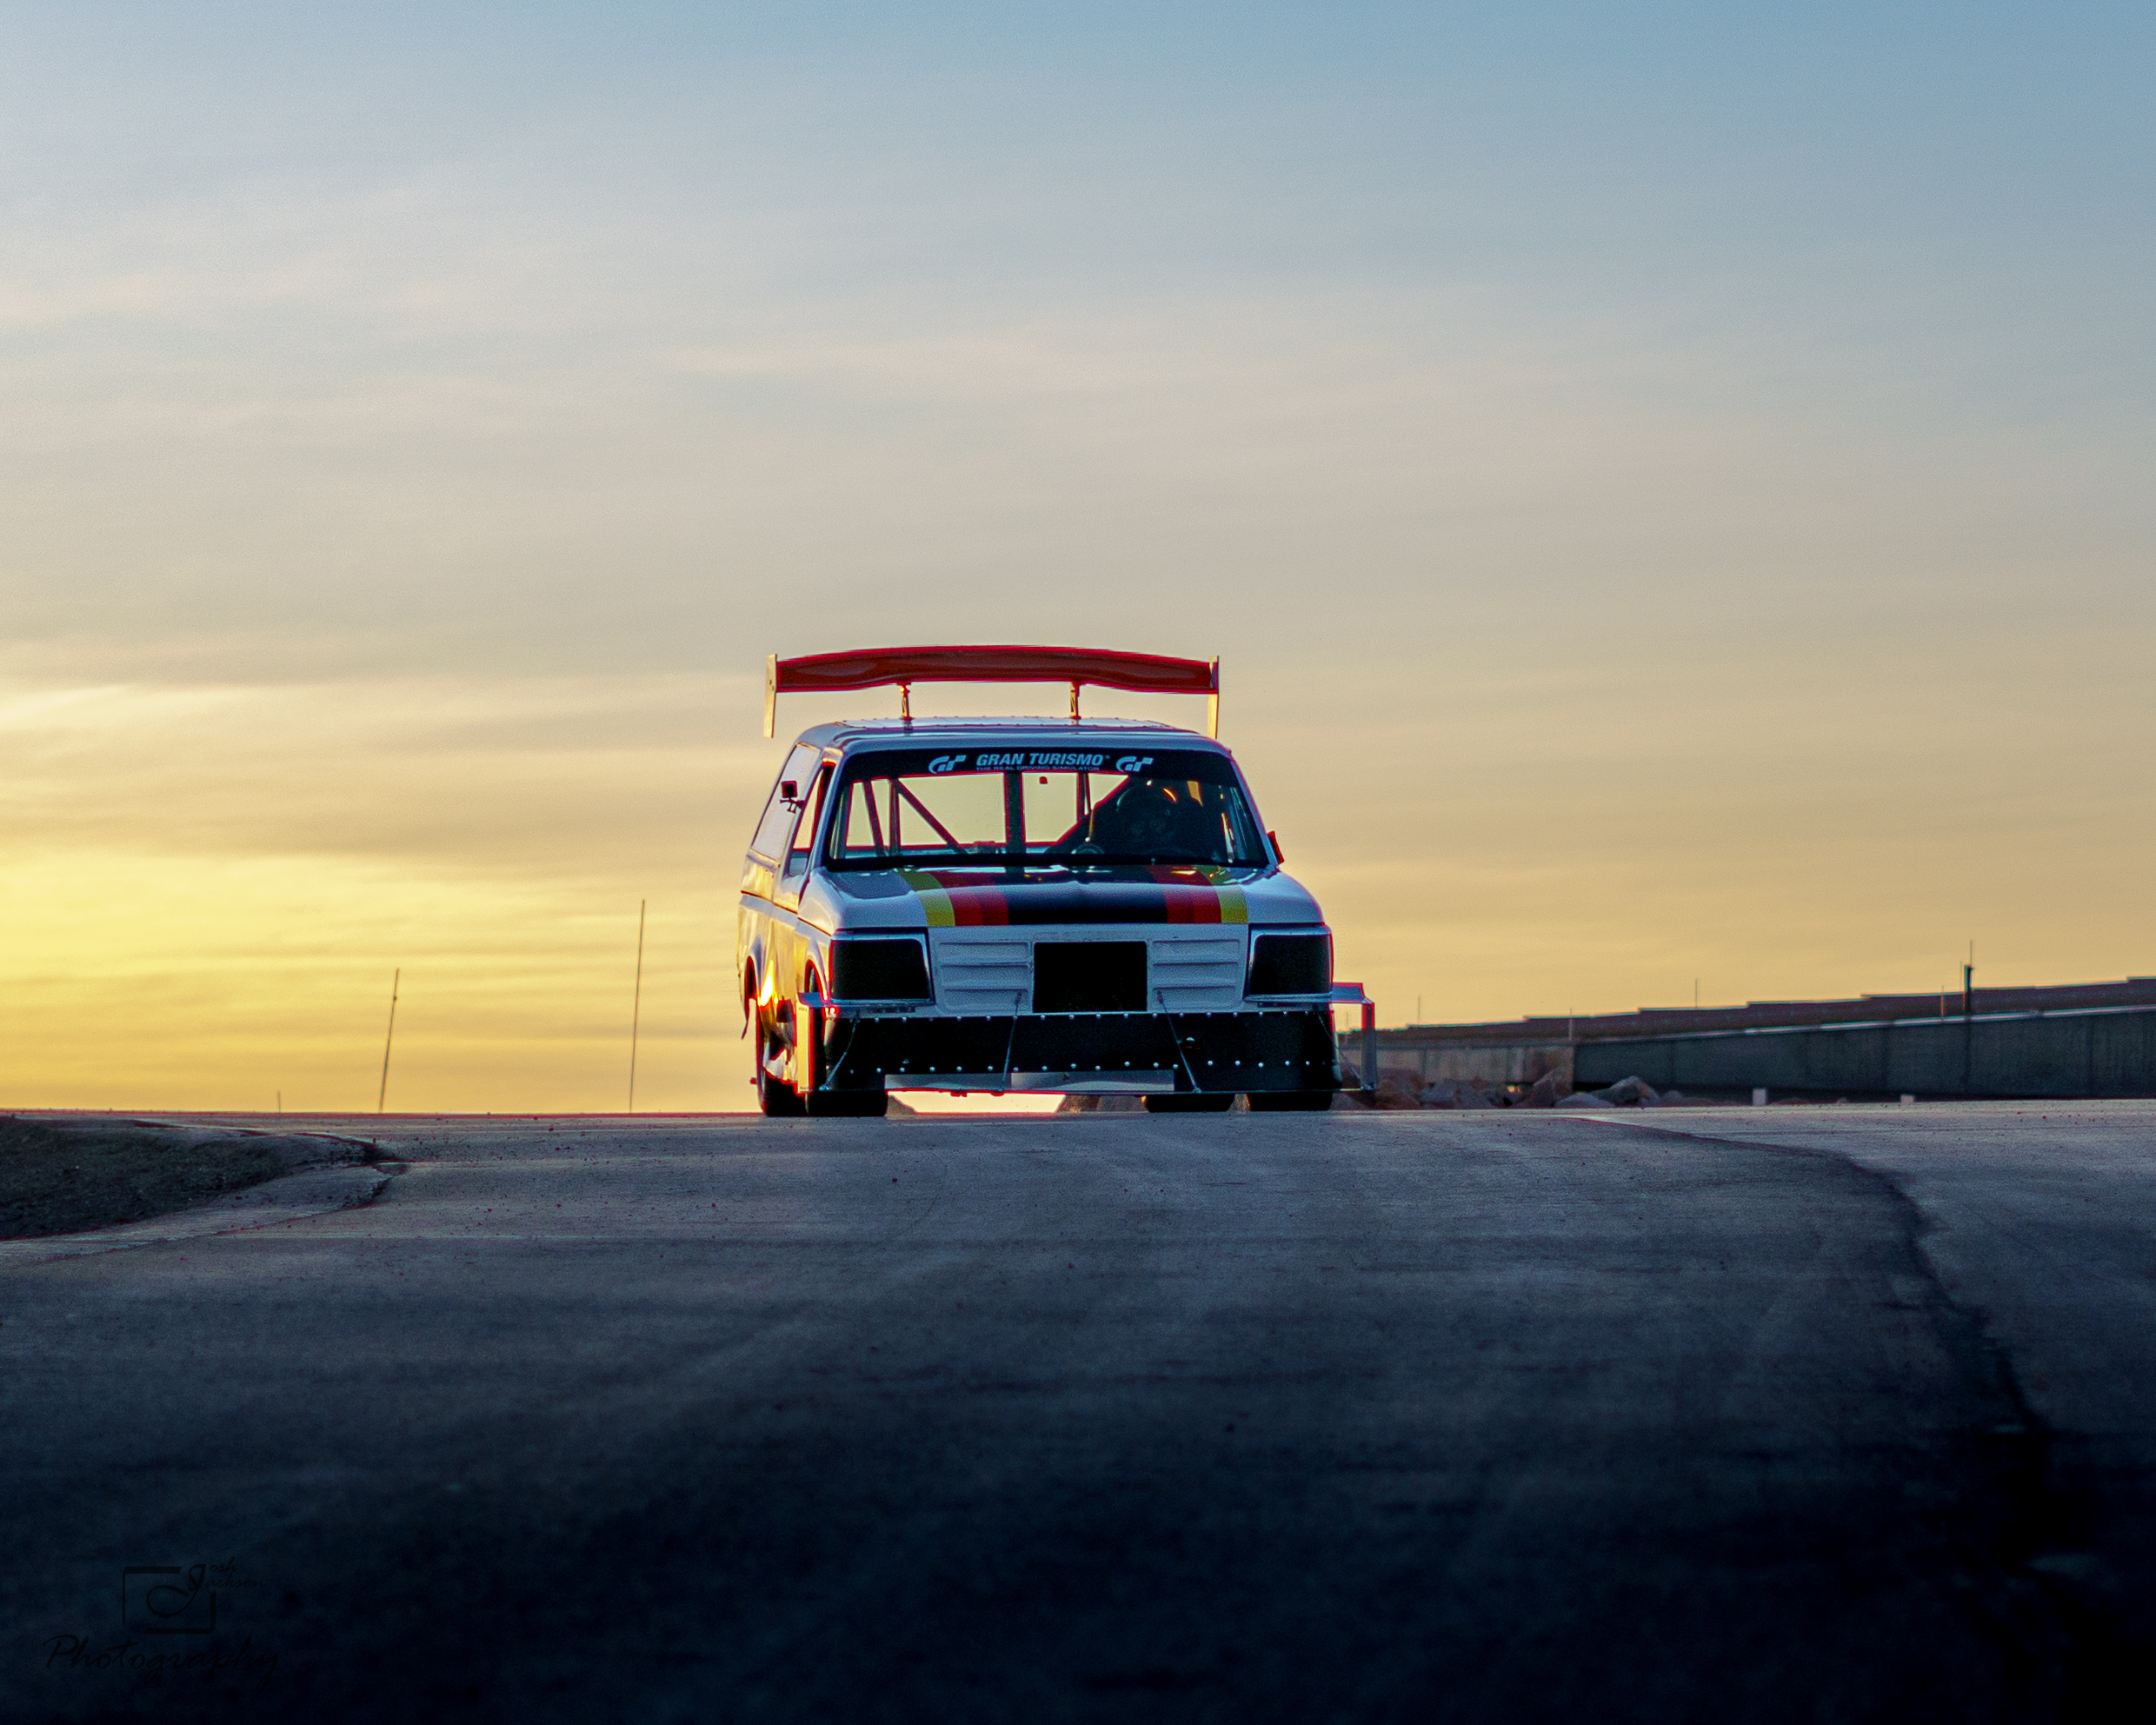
[1248,931,1331,996]
[829,938,932,1001]
[1033,942,1147,1013]
[1148,936,1245,1009]
[933,939,1030,1011]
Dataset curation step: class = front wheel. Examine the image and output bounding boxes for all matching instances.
[1248,1090,1335,1112]
[795,974,888,1116]
[1144,1093,1236,1113]
[756,1018,805,1118]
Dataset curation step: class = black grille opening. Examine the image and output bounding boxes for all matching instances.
[1248,932,1331,996]
[828,939,932,1002]
[1034,942,1147,1013]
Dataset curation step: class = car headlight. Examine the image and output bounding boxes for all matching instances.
[1248,931,1331,996]
[828,938,933,1002]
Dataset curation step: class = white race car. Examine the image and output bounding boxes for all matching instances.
[738,646,1341,1116]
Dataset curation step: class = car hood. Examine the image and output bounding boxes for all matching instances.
[801,864,1325,933]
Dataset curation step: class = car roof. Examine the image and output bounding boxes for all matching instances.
[789,718,1230,755]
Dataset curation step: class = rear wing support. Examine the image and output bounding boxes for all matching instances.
[764,645,1221,738]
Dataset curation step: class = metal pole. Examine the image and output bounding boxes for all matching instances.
[629,900,647,1113]
[376,969,400,1114]
[1362,1002,1377,1100]
[1962,958,1975,1095]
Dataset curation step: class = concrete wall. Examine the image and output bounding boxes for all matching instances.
[1374,1042,1574,1090]
[1573,1008,2156,1099]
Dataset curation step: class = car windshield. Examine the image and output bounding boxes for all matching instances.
[824,747,1268,869]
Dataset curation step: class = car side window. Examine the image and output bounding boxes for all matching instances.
[750,745,821,860]
[782,764,832,877]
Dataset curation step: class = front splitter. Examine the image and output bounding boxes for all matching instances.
[822,1009,1339,1096]
[885,1069,1179,1095]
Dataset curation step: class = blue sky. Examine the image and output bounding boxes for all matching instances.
[7,4,2150,669]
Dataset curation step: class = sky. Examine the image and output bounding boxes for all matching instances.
[3,3,2152,1112]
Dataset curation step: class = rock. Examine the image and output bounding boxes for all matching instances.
[1419,1079,1496,1110]
[1594,1076,1660,1107]
[1059,1093,1148,1113]
[1518,1071,1569,1109]
[1374,1071,1424,1110]
[1554,1091,1617,1109]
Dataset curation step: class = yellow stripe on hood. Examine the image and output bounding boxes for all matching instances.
[1196,867,1249,923]
[898,869,956,928]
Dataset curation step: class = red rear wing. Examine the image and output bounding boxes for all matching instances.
[764,645,1221,737]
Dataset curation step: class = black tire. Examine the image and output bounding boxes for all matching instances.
[790,971,888,1117]
[808,1089,890,1118]
[756,1019,805,1118]
[1144,1093,1236,1113]
[1248,1090,1335,1111]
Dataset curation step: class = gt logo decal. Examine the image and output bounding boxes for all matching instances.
[927,754,967,774]
[1114,755,1155,774]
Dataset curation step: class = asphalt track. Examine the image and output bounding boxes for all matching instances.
[7,1103,2156,1723]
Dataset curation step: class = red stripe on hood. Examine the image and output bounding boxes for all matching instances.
[948,887,1010,927]
[1148,867,1222,924]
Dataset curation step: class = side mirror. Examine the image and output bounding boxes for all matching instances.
[1268,830,1285,862]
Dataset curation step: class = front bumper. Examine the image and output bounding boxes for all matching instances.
[810,1008,1341,1095]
